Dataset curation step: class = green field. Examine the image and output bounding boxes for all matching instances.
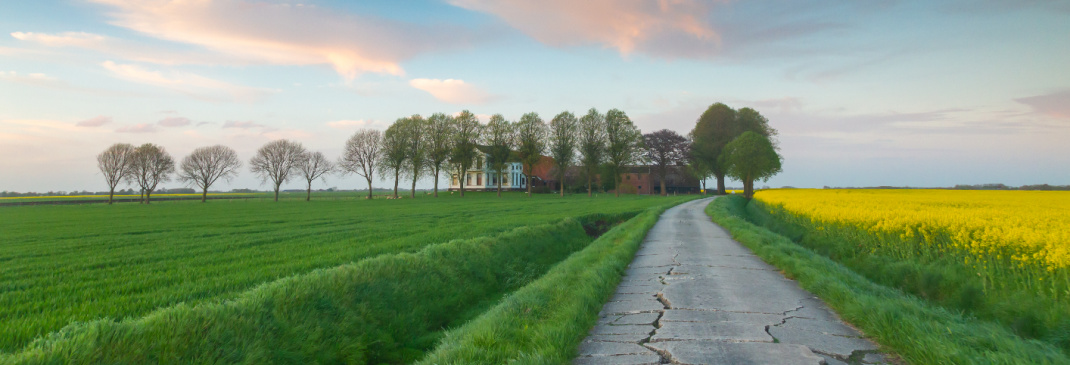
[0,192,692,356]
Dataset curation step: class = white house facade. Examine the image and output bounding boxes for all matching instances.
[448,149,529,191]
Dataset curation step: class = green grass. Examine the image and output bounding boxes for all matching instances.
[707,195,1069,364]
[0,191,685,353]
[416,199,680,364]
[4,215,633,364]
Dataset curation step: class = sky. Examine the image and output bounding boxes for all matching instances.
[1,0,1068,193]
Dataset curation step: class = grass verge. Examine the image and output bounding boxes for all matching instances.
[2,215,628,364]
[415,199,688,364]
[707,195,1068,364]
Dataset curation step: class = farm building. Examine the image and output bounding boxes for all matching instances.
[448,146,555,192]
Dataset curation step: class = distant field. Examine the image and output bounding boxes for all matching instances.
[0,192,689,352]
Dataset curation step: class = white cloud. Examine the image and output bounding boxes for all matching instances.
[101,61,277,102]
[157,116,191,127]
[11,31,230,65]
[77,116,113,127]
[326,119,386,129]
[409,78,495,105]
[115,123,158,133]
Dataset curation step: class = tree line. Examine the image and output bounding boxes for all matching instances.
[95,103,782,203]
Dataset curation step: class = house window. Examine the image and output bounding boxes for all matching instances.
[477,173,482,186]
[467,174,472,185]
[627,175,631,180]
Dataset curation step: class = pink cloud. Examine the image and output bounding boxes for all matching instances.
[116,123,158,133]
[11,31,231,65]
[87,0,486,79]
[101,61,276,102]
[157,116,191,127]
[409,78,495,105]
[76,115,113,127]
[1016,90,1070,119]
[449,0,719,56]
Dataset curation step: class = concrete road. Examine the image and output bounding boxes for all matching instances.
[574,198,888,365]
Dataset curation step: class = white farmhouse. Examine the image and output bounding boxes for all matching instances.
[448,146,552,191]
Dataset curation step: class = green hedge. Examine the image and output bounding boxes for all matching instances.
[4,217,603,364]
[708,195,1068,364]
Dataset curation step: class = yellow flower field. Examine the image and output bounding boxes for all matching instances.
[754,189,1070,297]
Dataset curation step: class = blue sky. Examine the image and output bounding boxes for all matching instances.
[1,0,1068,192]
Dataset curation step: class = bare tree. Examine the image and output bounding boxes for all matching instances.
[296,151,335,201]
[126,143,175,204]
[177,145,242,202]
[249,139,306,202]
[643,129,689,196]
[425,113,454,197]
[339,129,383,200]
[402,115,427,199]
[485,114,515,197]
[379,118,409,199]
[449,110,483,197]
[549,111,578,197]
[516,112,548,197]
[97,143,134,204]
[605,109,643,197]
[579,108,606,197]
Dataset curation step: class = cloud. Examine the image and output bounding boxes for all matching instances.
[11,31,231,65]
[115,123,158,133]
[449,0,719,57]
[87,0,488,79]
[76,116,113,127]
[409,78,495,104]
[326,119,386,129]
[101,61,277,102]
[0,70,61,86]
[157,116,191,127]
[1015,90,1070,119]
[223,120,267,129]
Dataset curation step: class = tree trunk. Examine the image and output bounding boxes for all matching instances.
[202,187,208,203]
[702,179,707,196]
[433,166,440,197]
[460,170,465,197]
[411,176,416,199]
[587,173,592,197]
[559,170,565,197]
[274,184,280,202]
[615,176,620,197]
[497,170,502,197]
[145,189,152,204]
[108,189,114,205]
[660,177,667,197]
[306,184,312,201]
[743,178,754,200]
[366,177,374,200]
[393,169,400,199]
[716,173,726,195]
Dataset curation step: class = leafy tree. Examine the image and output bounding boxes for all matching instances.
[97,143,135,204]
[604,109,643,197]
[425,113,454,197]
[127,143,176,204]
[379,118,410,199]
[516,112,548,197]
[250,139,306,202]
[295,151,334,201]
[691,103,777,195]
[642,129,689,196]
[578,108,606,197]
[178,145,242,202]
[402,115,427,199]
[449,110,482,197]
[339,129,383,200]
[549,111,578,197]
[685,146,713,196]
[485,114,515,197]
[723,131,782,199]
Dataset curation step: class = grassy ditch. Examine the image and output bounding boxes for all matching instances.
[2,214,637,364]
[707,195,1069,364]
[416,200,682,364]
